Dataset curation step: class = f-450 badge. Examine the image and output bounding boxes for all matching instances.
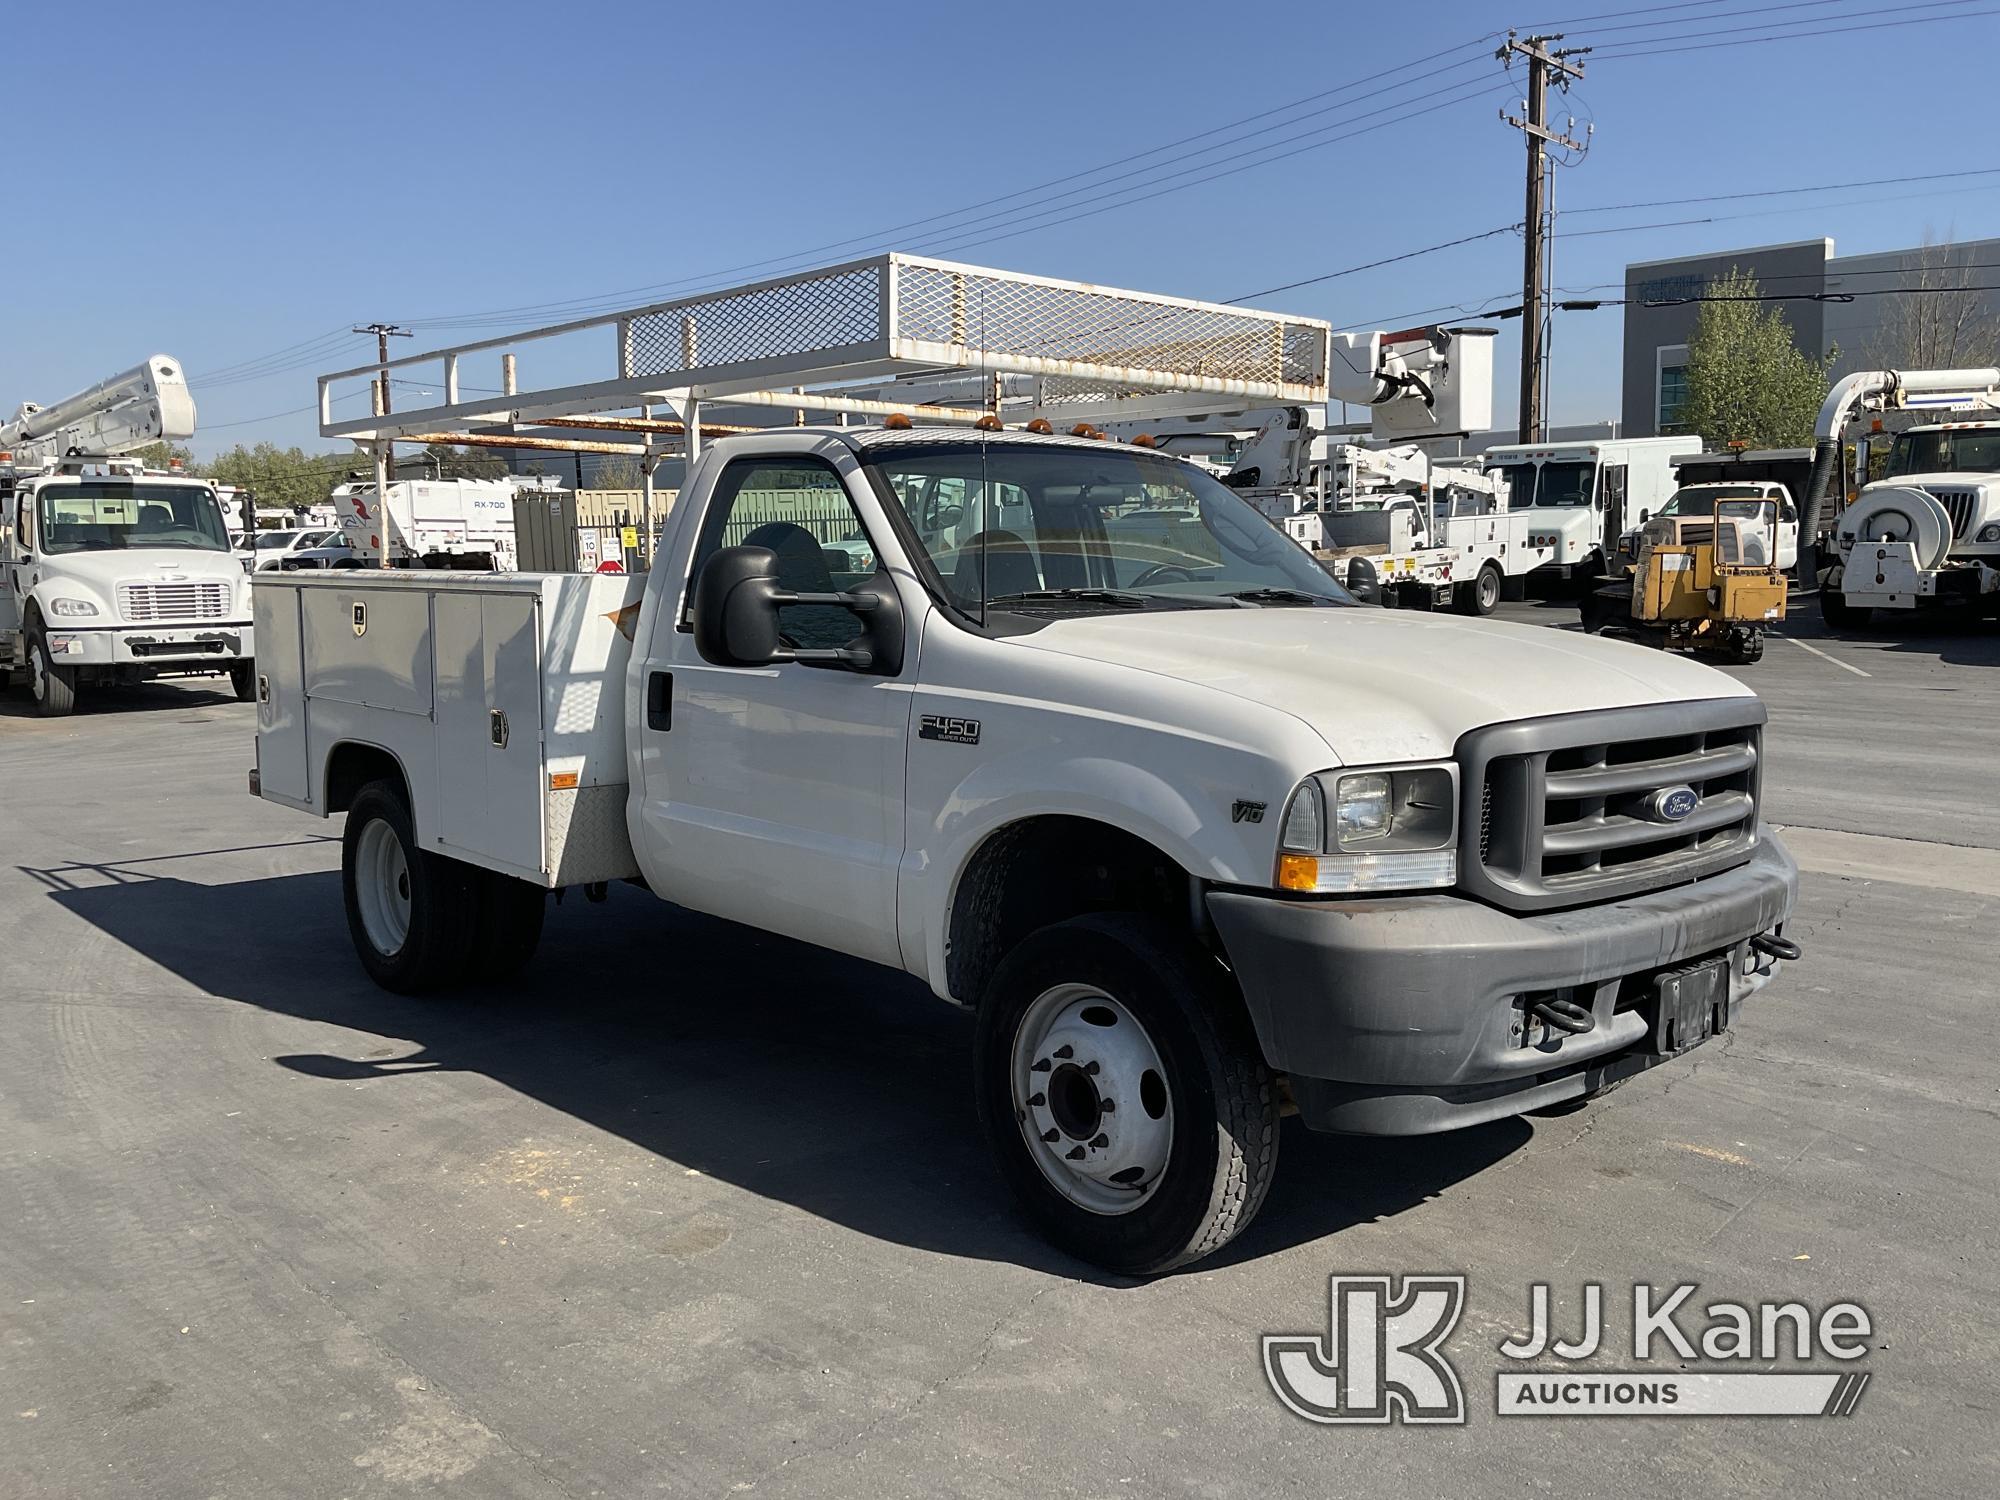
[919,714,981,745]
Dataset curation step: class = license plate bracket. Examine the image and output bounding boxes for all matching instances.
[1646,957,1730,1056]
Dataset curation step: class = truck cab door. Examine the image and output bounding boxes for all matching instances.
[1,487,28,645]
[636,451,914,969]
[1600,463,1628,555]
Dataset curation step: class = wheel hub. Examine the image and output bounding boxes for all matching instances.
[354,817,413,958]
[1012,985,1173,1215]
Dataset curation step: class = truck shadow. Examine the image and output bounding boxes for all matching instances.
[36,866,1526,1280]
[0,680,247,719]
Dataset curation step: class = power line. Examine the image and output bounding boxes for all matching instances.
[1566,166,2000,217]
[1564,0,1972,40]
[1225,227,1524,303]
[916,79,1521,263]
[1591,2,2000,57]
[393,34,1513,333]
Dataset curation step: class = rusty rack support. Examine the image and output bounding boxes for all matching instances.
[317,252,1332,447]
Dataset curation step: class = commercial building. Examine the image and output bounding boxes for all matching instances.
[1620,235,2000,436]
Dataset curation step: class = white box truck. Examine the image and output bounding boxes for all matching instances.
[333,477,521,570]
[1484,435,1702,580]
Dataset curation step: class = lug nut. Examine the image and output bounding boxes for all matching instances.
[1030,1058,1051,1073]
[1027,1092,1045,1107]
[1041,1128,1059,1143]
[1053,1044,1074,1059]
[1065,1145,1086,1161]
[1090,1133,1108,1148]
[1082,1060,1100,1076]
[1099,1099,1115,1113]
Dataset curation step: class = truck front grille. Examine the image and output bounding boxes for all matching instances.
[1921,486,1978,540]
[118,581,230,622]
[1458,700,1765,912]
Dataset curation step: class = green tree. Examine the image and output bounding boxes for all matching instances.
[129,441,200,472]
[206,441,367,512]
[1678,269,1833,448]
[416,442,509,480]
[586,456,644,490]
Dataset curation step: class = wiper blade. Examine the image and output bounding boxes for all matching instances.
[987,588,1148,609]
[1227,587,1332,605]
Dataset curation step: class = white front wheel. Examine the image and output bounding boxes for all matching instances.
[1011,985,1174,1215]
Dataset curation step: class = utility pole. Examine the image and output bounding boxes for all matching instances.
[1499,33,1587,444]
[355,324,411,569]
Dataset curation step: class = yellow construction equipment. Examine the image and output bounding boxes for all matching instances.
[1581,500,1786,664]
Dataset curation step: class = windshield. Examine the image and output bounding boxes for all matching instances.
[257,530,300,549]
[1492,460,1597,509]
[865,443,1352,613]
[36,482,231,555]
[1886,428,2000,476]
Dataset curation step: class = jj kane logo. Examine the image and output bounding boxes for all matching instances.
[1266,1277,1872,1424]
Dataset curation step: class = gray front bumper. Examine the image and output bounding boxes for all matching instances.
[1206,835,1799,1135]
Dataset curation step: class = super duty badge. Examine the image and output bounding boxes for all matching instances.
[919,714,981,745]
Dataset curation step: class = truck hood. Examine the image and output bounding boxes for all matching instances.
[34,550,246,616]
[1013,605,1756,765]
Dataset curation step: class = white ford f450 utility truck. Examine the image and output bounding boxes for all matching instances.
[253,425,1801,1272]
[251,255,1799,1272]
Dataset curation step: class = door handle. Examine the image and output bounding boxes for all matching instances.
[489,708,509,748]
[646,671,672,731]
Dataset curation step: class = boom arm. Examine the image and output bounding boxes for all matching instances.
[0,355,197,462]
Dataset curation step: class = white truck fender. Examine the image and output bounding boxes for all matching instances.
[907,752,1287,1003]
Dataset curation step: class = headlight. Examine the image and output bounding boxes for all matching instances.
[1977,523,2000,544]
[48,597,99,617]
[1276,763,1458,893]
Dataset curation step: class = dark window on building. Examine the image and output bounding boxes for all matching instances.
[1658,363,1690,433]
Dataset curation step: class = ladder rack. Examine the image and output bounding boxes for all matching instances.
[318,253,1332,447]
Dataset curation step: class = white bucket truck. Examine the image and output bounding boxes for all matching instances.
[1,356,254,716]
[253,255,1799,1273]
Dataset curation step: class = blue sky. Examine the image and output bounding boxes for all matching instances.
[8,0,1998,457]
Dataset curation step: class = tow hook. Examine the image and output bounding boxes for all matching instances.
[1529,995,1596,1035]
[1751,932,1802,962]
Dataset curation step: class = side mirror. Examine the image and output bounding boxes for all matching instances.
[691,545,904,675]
[1344,556,1383,606]
[1638,508,1651,524]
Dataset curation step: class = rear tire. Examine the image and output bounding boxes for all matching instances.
[1819,580,1869,630]
[341,780,477,994]
[973,914,1278,1275]
[229,662,256,702]
[471,870,547,983]
[28,626,77,718]
[1455,563,1502,616]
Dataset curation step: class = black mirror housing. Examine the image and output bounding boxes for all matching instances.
[1344,556,1383,606]
[692,546,788,666]
[691,544,905,675]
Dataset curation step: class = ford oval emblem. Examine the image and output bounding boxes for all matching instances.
[1647,785,1700,823]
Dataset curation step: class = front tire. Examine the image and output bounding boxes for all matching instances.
[341,780,477,994]
[28,625,77,717]
[229,662,257,702]
[973,914,1278,1275]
